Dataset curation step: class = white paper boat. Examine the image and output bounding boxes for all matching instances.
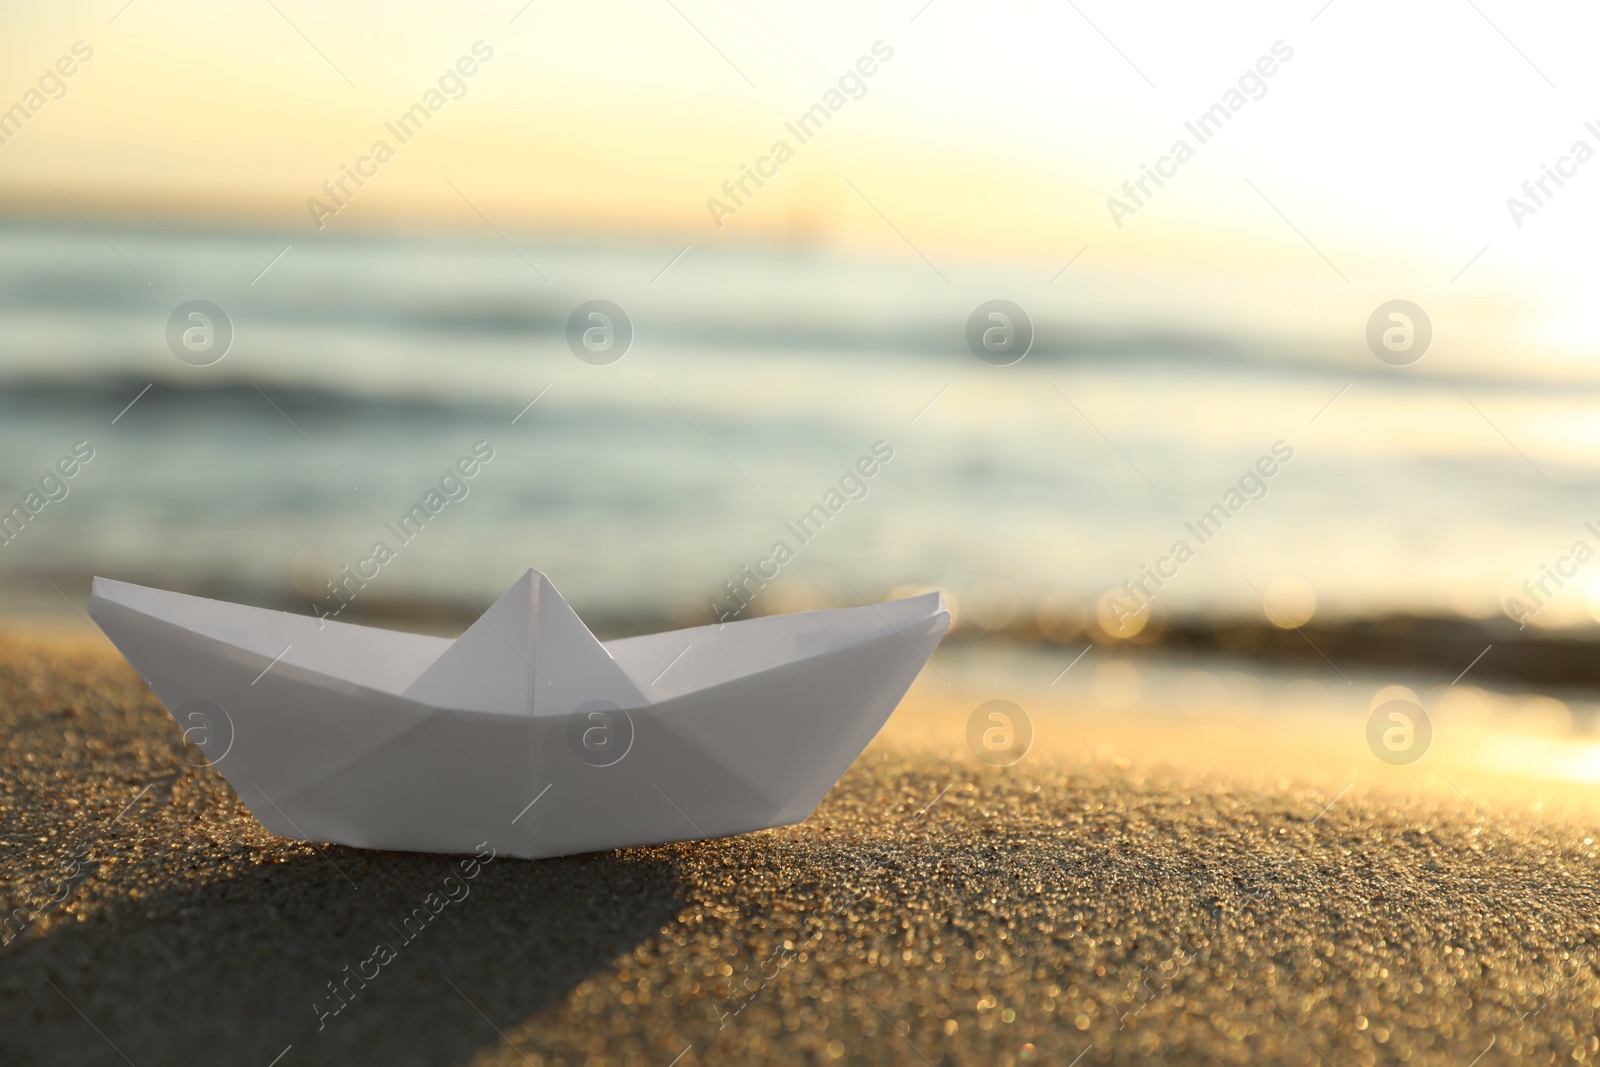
[88,570,950,859]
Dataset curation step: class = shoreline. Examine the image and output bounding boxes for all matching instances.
[9,570,1600,692]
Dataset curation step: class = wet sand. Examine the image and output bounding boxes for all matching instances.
[3,631,1599,1066]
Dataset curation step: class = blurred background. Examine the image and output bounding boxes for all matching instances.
[5,0,1600,782]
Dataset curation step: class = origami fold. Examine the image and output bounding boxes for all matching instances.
[88,570,950,859]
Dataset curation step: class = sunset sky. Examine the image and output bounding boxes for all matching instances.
[4,0,1599,356]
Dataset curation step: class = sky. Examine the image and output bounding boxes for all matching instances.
[3,0,1599,358]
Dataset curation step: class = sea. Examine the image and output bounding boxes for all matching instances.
[1,220,1597,640]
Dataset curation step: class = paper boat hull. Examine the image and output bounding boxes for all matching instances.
[89,574,949,859]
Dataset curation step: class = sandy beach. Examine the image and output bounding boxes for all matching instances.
[7,2,1600,1063]
[3,631,1599,1067]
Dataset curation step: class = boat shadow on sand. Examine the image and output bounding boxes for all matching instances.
[4,826,688,1067]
